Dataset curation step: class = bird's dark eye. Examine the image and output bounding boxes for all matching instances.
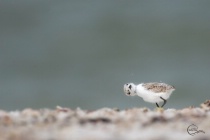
[129,85,132,89]
[127,92,131,95]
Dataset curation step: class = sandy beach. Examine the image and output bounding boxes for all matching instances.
[0,100,209,140]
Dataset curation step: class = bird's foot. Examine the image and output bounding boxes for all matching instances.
[155,107,164,112]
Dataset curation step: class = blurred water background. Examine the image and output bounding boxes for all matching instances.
[0,1,210,110]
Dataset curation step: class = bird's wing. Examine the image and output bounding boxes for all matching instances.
[142,82,175,93]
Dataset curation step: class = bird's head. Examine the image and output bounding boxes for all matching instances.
[123,83,136,96]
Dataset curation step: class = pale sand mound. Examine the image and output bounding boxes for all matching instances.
[0,100,210,140]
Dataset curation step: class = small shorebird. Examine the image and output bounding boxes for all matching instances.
[124,82,175,108]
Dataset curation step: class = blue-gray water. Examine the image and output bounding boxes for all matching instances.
[1,1,210,110]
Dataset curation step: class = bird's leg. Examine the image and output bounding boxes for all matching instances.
[155,102,164,112]
[160,97,167,107]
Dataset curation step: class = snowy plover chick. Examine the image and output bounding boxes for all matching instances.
[124,82,175,108]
